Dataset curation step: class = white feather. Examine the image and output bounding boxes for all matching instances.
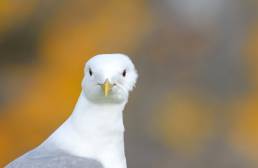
[43,53,138,168]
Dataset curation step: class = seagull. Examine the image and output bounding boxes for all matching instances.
[6,53,138,168]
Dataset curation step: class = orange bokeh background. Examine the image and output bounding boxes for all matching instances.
[0,1,258,167]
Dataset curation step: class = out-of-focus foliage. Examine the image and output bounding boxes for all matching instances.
[154,91,215,153]
[0,0,258,167]
[0,0,38,33]
[230,22,258,162]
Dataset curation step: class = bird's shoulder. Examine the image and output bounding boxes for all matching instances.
[5,144,103,168]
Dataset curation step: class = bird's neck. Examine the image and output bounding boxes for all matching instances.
[49,92,127,168]
[70,92,126,134]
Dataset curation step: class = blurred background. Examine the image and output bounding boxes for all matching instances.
[0,0,258,167]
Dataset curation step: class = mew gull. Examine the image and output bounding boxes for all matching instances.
[6,53,138,168]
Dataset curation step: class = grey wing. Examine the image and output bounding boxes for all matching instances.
[5,144,103,168]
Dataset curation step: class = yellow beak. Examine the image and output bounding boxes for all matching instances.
[101,79,112,96]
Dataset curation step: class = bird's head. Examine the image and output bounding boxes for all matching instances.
[82,54,138,104]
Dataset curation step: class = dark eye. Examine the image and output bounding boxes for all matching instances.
[89,68,93,76]
[122,69,126,77]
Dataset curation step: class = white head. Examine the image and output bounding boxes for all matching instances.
[82,54,138,104]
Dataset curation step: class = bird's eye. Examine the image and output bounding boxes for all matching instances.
[122,69,126,77]
[89,68,93,76]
